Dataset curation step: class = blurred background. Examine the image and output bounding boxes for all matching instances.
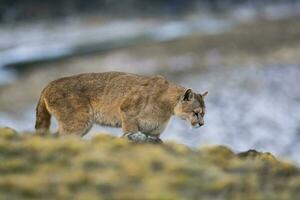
[0,0,300,164]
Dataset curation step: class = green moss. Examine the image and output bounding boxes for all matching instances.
[0,127,299,200]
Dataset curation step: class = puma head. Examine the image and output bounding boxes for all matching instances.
[174,89,208,128]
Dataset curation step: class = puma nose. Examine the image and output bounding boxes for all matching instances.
[199,123,204,127]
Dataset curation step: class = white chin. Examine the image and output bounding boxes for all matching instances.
[193,124,201,128]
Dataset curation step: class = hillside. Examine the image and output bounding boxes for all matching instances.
[0,127,299,199]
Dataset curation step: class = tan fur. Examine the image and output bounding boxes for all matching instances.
[35,72,207,140]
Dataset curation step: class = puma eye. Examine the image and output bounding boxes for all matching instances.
[193,111,199,118]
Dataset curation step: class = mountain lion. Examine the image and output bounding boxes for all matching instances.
[35,72,208,143]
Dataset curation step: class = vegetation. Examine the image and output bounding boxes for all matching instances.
[0,127,299,200]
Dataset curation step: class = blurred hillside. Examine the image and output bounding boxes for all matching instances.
[0,127,299,200]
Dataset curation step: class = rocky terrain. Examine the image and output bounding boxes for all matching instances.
[0,127,299,200]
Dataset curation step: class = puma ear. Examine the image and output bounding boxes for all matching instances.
[182,89,194,101]
[201,91,208,98]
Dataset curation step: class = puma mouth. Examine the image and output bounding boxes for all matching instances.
[193,123,203,128]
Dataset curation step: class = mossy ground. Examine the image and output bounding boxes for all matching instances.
[0,127,299,200]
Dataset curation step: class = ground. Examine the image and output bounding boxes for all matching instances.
[0,127,299,200]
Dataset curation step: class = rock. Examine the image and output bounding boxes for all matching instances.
[126,132,163,144]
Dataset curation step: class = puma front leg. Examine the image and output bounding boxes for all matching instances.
[120,117,147,143]
[119,104,141,141]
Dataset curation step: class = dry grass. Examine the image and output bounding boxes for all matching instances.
[0,127,299,200]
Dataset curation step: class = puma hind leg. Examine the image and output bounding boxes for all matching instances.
[48,97,93,136]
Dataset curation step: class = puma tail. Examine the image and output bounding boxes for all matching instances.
[35,91,51,135]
